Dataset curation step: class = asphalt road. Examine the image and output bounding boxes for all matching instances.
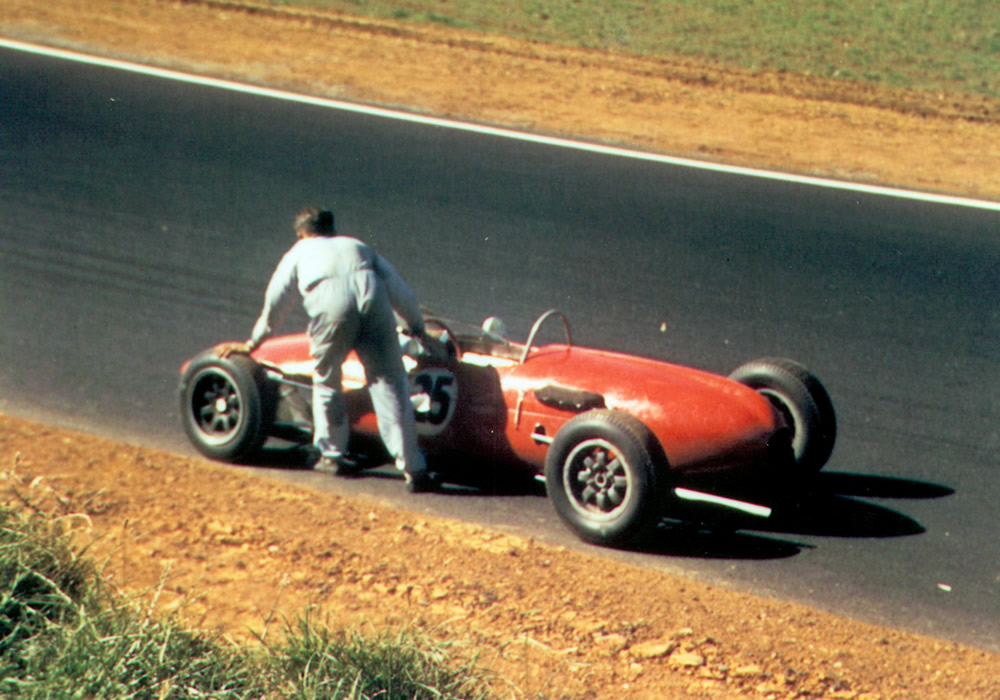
[2,44,999,651]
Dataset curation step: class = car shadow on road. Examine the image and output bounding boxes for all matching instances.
[238,449,955,562]
[631,471,954,560]
[241,446,315,469]
[241,445,546,495]
[632,522,809,560]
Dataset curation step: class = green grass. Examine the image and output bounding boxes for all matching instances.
[0,508,493,699]
[269,0,1000,98]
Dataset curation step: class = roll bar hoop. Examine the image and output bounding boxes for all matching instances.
[520,309,572,363]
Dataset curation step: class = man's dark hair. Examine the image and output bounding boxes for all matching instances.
[294,207,335,236]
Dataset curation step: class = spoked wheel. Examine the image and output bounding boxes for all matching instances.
[545,410,663,547]
[564,438,632,514]
[179,352,275,462]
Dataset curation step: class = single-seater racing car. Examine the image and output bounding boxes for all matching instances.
[179,309,836,547]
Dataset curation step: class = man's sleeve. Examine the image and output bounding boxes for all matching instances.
[374,253,424,335]
[249,249,299,347]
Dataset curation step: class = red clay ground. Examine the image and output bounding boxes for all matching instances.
[2,2,1000,697]
[4,416,999,699]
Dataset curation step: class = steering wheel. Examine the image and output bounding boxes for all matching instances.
[422,317,462,360]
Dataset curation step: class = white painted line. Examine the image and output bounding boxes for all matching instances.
[674,487,773,518]
[4,37,1000,212]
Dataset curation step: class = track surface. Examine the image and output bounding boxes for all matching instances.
[2,46,999,651]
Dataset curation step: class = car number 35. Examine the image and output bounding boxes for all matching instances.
[409,368,458,436]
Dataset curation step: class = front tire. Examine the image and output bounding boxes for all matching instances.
[544,410,662,547]
[729,357,836,472]
[179,352,275,462]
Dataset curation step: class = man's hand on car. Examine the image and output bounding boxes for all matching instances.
[215,341,252,359]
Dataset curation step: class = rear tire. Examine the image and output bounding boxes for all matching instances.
[545,410,663,547]
[179,352,275,462]
[729,357,836,472]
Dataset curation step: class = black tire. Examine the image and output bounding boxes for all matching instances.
[544,410,663,547]
[179,352,275,462]
[729,357,836,472]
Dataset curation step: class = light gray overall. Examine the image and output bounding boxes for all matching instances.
[249,235,426,475]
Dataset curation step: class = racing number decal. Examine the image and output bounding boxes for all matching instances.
[410,368,458,436]
[413,373,453,424]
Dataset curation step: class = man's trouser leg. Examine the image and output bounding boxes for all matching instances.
[354,278,426,476]
[312,367,350,459]
[368,370,426,475]
[308,282,358,460]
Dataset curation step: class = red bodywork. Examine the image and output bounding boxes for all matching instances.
[249,327,784,480]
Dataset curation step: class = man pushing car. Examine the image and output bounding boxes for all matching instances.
[217,207,439,493]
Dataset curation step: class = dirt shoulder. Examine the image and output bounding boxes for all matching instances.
[2,0,1000,202]
[3,414,999,699]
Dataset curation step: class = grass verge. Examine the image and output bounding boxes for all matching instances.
[0,508,493,699]
[270,0,1000,98]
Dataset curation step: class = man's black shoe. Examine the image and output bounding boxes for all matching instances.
[404,470,441,493]
[314,455,361,477]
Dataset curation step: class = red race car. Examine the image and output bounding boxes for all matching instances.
[179,309,836,547]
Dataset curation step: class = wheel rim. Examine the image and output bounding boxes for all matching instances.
[562,438,634,522]
[758,388,807,460]
[189,368,245,446]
